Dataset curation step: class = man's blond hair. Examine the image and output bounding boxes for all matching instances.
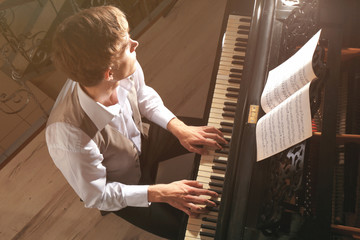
[52,6,128,87]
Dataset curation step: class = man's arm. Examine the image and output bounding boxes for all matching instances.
[134,62,227,151]
[46,123,149,211]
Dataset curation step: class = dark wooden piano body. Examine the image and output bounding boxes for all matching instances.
[181,0,360,239]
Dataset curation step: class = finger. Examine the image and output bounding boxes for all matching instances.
[192,138,222,150]
[171,202,193,217]
[184,195,218,207]
[203,132,228,145]
[188,187,219,198]
[182,142,202,155]
[185,137,218,147]
[181,180,203,188]
[187,144,209,155]
[186,203,209,214]
[202,126,224,136]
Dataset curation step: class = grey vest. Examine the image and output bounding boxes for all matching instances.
[47,83,141,184]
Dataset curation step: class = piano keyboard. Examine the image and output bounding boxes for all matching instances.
[184,14,251,239]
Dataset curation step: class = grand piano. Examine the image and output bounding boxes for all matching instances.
[180,0,360,239]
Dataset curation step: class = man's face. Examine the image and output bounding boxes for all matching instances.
[111,34,139,80]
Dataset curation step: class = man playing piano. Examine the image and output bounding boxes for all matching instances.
[46,5,226,239]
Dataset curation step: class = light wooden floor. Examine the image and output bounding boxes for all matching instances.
[0,0,227,239]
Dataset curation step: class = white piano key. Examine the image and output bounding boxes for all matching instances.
[185,14,251,239]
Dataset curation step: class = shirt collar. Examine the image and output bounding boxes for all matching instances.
[77,83,115,130]
[76,72,136,131]
[117,75,133,105]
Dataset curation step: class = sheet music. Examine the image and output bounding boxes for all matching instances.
[260,30,321,113]
[256,30,321,161]
[256,82,312,161]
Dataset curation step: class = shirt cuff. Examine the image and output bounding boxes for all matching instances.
[150,107,176,129]
[122,185,150,207]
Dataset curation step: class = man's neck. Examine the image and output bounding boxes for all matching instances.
[81,80,120,107]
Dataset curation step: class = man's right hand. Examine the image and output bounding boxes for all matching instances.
[148,180,219,217]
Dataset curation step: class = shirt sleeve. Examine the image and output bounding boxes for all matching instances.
[134,62,176,129]
[45,122,149,211]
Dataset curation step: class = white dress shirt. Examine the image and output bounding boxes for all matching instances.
[46,62,175,211]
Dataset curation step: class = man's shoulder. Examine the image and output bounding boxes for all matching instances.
[47,80,82,127]
[45,121,99,155]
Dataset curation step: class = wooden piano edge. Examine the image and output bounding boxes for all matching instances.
[312,132,360,145]
[331,224,360,239]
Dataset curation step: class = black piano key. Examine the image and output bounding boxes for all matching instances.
[240,17,251,23]
[212,165,226,172]
[209,188,223,195]
[200,231,215,238]
[237,30,249,35]
[218,141,230,147]
[223,106,236,112]
[224,137,231,142]
[222,111,235,119]
[222,112,235,118]
[202,217,217,223]
[230,68,242,73]
[211,175,225,181]
[234,47,246,52]
[227,87,240,92]
[219,140,230,146]
[219,142,229,148]
[231,60,244,65]
[220,120,232,126]
[238,25,250,30]
[220,121,234,127]
[213,158,227,164]
[229,73,242,79]
[211,199,221,205]
[224,101,237,107]
[225,93,239,99]
[219,149,230,155]
[206,206,220,212]
[235,38,248,43]
[219,144,229,150]
[235,42,247,47]
[228,78,241,84]
[201,224,216,231]
[210,182,224,188]
[215,149,229,155]
[233,55,246,60]
[219,127,232,133]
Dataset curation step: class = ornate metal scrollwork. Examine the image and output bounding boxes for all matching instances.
[0,9,49,78]
[0,79,48,116]
[18,31,48,66]
[280,0,320,62]
[259,142,306,235]
[258,0,323,236]
[70,0,152,31]
[0,5,50,117]
[0,89,31,114]
[71,0,123,12]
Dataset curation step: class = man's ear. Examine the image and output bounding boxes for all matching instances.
[104,67,112,80]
